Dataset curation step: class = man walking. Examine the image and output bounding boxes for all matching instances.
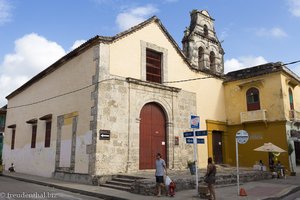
[155,153,167,197]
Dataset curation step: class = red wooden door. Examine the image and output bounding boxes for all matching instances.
[140,103,166,169]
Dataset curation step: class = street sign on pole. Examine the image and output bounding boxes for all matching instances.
[185,138,205,144]
[183,131,194,137]
[190,115,200,129]
[236,130,249,144]
[235,130,249,196]
[192,128,198,195]
[195,130,208,136]
[183,130,208,137]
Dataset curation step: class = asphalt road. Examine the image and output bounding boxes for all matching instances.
[282,190,300,200]
[0,176,103,200]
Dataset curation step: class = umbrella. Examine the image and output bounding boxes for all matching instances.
[254,142,286,153]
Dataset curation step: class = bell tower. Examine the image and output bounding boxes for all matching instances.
[182,10,224,75]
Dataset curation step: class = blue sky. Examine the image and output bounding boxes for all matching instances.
[1,0,300,106]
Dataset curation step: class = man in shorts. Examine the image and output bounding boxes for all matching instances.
[155,153,167,197]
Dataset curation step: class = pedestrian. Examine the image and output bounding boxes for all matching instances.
[155,153,167,197]
[8,163,15,172]
[204,157,216,200]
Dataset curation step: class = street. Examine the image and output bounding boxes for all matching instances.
[282,190,300,200]
[0,176,103,200]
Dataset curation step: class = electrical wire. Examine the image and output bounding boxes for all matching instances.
[163,76,214,83]
[5,60,300,110]
[6,79,114,110]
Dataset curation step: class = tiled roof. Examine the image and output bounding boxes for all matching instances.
[6,15,221,99]
[224,62,300,83]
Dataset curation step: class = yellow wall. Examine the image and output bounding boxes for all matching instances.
[222,70,299,171]
[280,73,300,118]
[225,122,289,170]
[224,72,285,125]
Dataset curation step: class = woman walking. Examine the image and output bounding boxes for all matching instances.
[204,157,216,200]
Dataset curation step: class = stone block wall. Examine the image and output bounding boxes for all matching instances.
[94,77,197,175]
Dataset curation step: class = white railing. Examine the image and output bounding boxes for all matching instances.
[240,110,267,123]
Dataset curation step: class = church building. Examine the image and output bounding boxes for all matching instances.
[3,9,298,182]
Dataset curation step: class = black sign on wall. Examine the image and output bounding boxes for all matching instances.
[99,130,110,140]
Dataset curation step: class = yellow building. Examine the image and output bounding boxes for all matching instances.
[223,62,300,171]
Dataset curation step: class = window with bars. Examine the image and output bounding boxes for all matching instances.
[31,124,37,148]
[146,49,162,83]
[246,87,261,111]
[45,121,52,148]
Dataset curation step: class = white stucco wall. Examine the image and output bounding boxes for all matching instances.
[3,47,96,177]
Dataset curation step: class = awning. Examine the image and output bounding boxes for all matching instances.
[39,114,52,121]
[26,118,38,124]
[7,124,16,129]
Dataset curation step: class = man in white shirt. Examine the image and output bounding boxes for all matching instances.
[155,153,167,197]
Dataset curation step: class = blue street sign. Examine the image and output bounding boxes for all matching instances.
[183,131,194,137]
[186,138,205,144]
[183,130,208,137]
[195,130,208,136]
[197,138,205,144]
[190,115,200,129]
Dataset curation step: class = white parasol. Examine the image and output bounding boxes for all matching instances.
[254,142,286,153]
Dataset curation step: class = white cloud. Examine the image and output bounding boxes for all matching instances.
[69,40,86,51]
[288,0,300,17]
[256,27,288,38]
[116,4,158,31]
[0,0,12,25]
[224,56,268,73]
[0,33,67,106]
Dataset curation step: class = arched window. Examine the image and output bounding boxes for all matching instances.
[246,87,260,111]
[289,88,294,110]
[198,47,204,68]
[209,51,215,69]
[203,24,208,36]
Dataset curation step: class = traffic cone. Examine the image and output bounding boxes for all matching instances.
[239,188,247,196]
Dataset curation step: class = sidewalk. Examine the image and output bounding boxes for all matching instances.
[2,167,300,200]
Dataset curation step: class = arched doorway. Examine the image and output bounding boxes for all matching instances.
[139,103,167,169]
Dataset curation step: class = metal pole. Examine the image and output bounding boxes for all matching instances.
[193,128,198,195]
[236,138,240,196]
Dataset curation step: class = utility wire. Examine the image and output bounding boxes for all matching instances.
[163,76,214,83]
[7,79,114,110]
[281,60,300,67]
[6,60,300,110]
[164,60,300,84]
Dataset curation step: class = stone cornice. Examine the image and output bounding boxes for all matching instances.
[125,78,181,93]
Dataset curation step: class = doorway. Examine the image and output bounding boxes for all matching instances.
[295,141,300,166]
[212,131,223,164]
[139,103,167,169]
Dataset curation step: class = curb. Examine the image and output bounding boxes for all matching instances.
[262,185,300,200]
[3,174,129,200]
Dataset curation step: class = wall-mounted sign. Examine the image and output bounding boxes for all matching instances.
[99,130,110,140]
[190,115,200,129]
